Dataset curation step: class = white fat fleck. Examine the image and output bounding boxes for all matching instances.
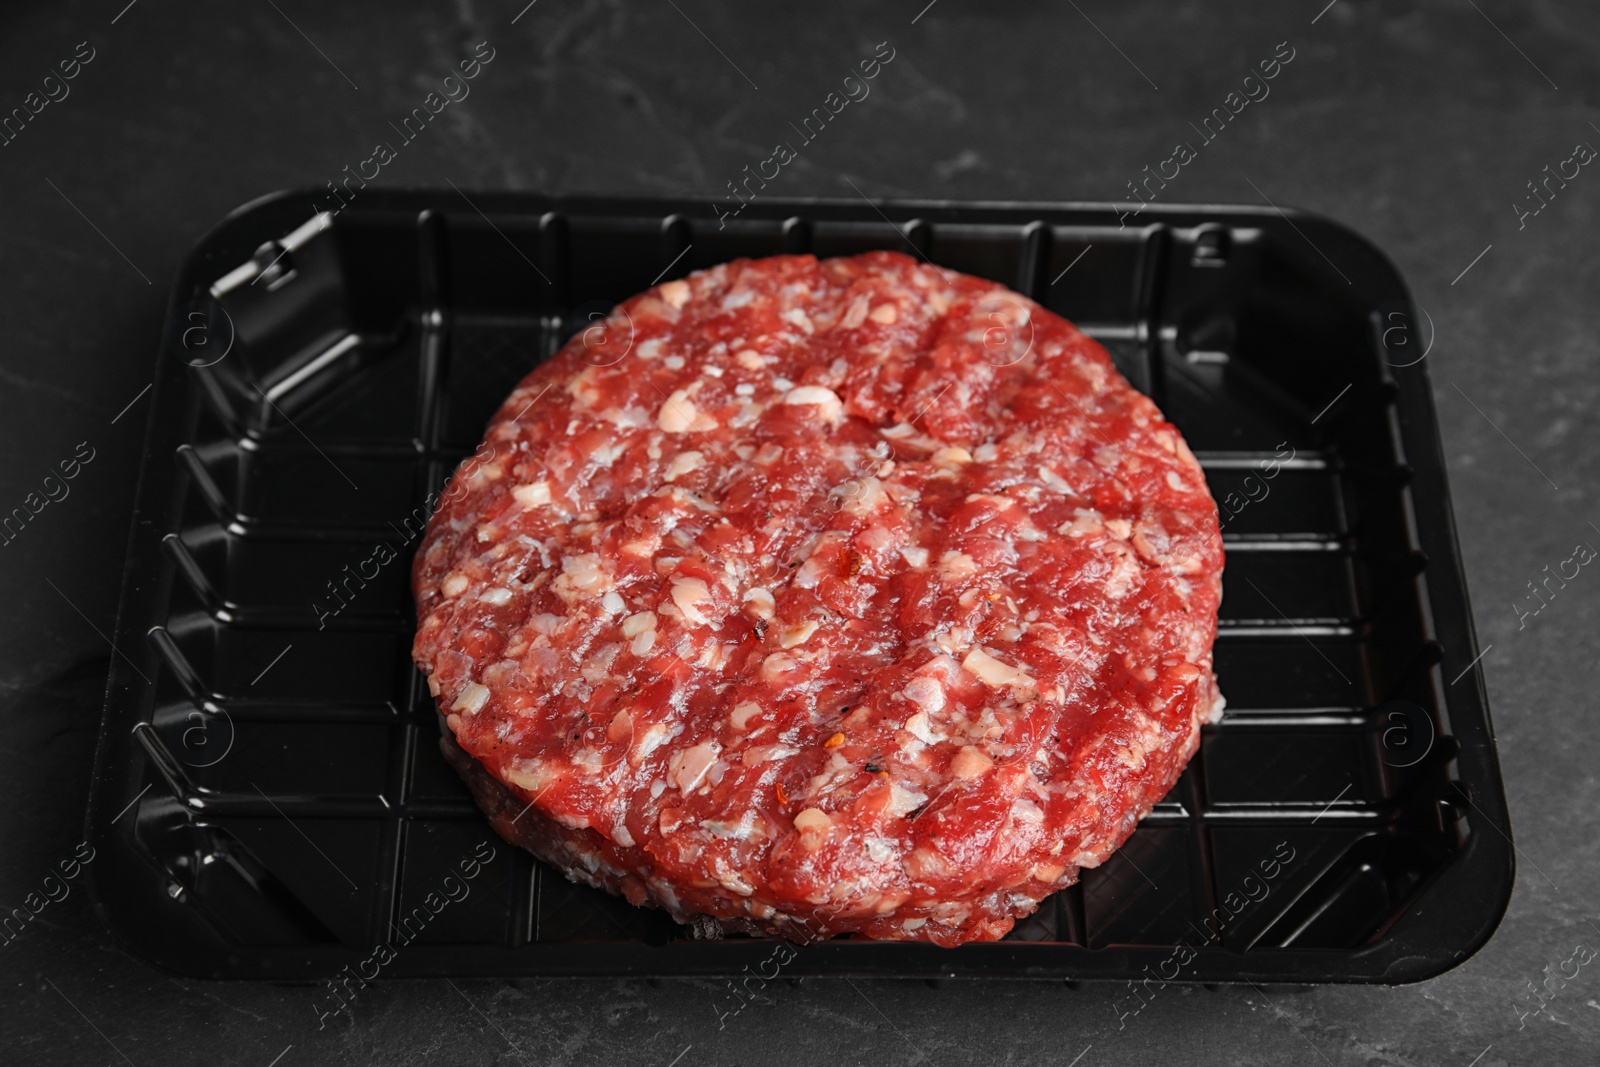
[904,711,939,745]
[838,476,888,515]
[479,587,513,606]
[440,573,469,598]
[730,702,762,730]
[782,385,844,424]
[600,590,626,615]
[938,551,977,581]
[501,758,554,792]
[962,647,1037,693]
[742,744,799,765]
[1207,689,1228,724]
[559,553,611,596]
[669,576,714,626]
[742,587,775,621]
[839,295,870,330]
[659,279,691,309]
[792,808,831,832]
[950,746,994,779]
[664,450,705,481]
[761,653,797,679]
[778,620,819,648]
[859,524,893,553]
[703,812,763,840]
[902,675,946,714]
[718,870,756,895]
[1013,519,1047,542]
[602,405,651,429]
[899,546,930,568]
[780,307,814,333]
[933,626,975,657]
[887,781,927,816]
[465,459,504,487]
[729,401,763,429]
[735,383,755,396]
[670,742,720,792]
[794,556,826,590]
[657,390,699,433]
[621,611,657,637]
[1103,544,1140,597]
[1011,798,1046,825]
[634,723,672,762]
[512,481,552,508]
[664,355,686,370]
[1167,470,1186,491]
[1061,507,1105,538]
[452,682,490,714]
[1038,467,1074,495]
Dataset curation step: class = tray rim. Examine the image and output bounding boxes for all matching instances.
[85,188,1513,984]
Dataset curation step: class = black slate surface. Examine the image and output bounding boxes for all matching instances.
[1,2,1596,1064]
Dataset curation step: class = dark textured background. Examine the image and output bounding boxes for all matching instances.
[2,1,1597,1064]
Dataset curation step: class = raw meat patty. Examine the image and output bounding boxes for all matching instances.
[411,250,1224,946]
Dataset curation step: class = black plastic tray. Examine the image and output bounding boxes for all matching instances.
[88,190,1511,982]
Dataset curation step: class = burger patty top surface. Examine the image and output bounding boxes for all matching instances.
[411,250,1224,946]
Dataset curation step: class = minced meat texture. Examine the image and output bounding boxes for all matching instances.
[411,250,1224,946]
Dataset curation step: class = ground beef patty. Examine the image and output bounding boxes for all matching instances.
[411,250,1224,946]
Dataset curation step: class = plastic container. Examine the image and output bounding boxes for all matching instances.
[86,190,1511,981]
